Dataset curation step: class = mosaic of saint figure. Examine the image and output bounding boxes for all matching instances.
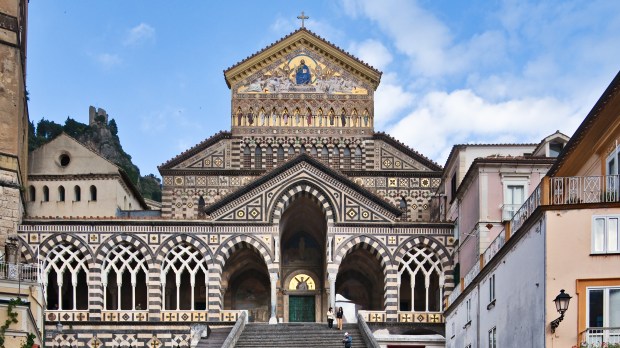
[295,59,311,84]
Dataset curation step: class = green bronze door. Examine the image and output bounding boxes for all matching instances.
[289,296,315,322]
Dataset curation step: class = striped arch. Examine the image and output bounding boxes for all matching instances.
[333,235,391,275]
[213,234,273,275]
[95,233,154,267]
[393,236,452,271]
[156,234,213,265]
[38,233,95,268]
[17,235,36,264]
[269,180,337,224]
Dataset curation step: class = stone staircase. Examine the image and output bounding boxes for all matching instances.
[196,326,233,348]
[234,323,366,348]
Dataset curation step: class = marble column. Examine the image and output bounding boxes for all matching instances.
[269,272,279,324]
[328,272,337,309]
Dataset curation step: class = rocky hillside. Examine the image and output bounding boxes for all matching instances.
[29,116,162,202]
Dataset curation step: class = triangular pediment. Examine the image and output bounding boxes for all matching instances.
[158,131,231,171]
[224,29,382,93]
[205,154,401,224]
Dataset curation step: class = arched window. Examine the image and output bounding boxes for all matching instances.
[58,186,65,202]
[265,145,273,169]
[74,185,81,202]
[255,146,263,169]
[43,186,49,202]
[398,245,444,312]
[300,145,306,154]
[277,145,285,163]
[198,195,206,217]
[332,146,340,168]
[355,146,363,169]
[343,146,351,170]
[29,186,36,202]
[103,243,148,310]
[161,243,208,310]
[321,145,329,163]
[310,145,318,158]
[44,243,89,310]
[90,185,97,201]
[243,146,251,168]
[288,145,295,158]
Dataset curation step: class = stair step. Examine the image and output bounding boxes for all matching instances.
[235,323,366,348]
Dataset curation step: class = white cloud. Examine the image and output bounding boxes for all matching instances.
[96,53,121,69]
[348,39,393,71]
[387,89,583,165]
[123,23,156,46]
[374,73,414,129]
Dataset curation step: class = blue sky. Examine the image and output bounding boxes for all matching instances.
[27,1,620,177]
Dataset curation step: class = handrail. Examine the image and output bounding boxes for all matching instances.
[357,312,380,348]
[221,310,248,348]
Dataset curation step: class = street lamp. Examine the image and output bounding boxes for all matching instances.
[550,289,572,333]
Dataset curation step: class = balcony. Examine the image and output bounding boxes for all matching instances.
[501,204,520,221]
[0,261,39,283]
[581,327,620,345]
[550,175,620,205]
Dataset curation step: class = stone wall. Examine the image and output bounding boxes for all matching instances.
[0,167,22,245]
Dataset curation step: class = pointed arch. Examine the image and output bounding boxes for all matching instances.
[333,235,391,275]
[95,234,154,266]
[213,235,274,275]
[269,180,337,224]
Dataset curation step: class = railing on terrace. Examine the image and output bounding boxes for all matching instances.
[580,327,620,345]
[0,261,39,283]
[447,286,462,307]
[483,231,506,266]
[463,261,480,288]
[511,183,542,233]
[550,175,620,205]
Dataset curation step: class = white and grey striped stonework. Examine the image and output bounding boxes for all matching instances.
[271,183,334,224]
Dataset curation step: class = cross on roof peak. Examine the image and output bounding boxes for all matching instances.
[297,11,309,28]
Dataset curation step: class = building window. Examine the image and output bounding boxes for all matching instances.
[29,185,36,202]
[58,186,65,202]
[103,243,148,310]
[44,243,89,310]
[488,327,497,348]
[43,186,49,202]
[288,145,295,158]
[450,173,457,202]
[502,178,527,220]
[489,274,496,302]
[398,245,444,312]
[277,145,284,164]
[466,298,471,322]
[606,145,620,199]
[332,146,340,168]
[265,145,273,169]
[162,243,208,310]
[549,142,564,157]
[354,145,362,169]
[74,185,81,202]
[586,287,620,343]
[90,185,97,201]
[592,215,619,254]
[310,145,318,158]
[243,146,251,168]
[255,146,262,169]
[342,146,351,169]
[321,145,329,163]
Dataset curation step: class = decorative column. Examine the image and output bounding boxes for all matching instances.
[269,272,279,324]
[328,272,337,309]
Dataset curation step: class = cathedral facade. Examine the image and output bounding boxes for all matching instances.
[19,29,454,347]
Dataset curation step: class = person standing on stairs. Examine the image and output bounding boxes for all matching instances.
[336,307,344,330]
[327,307,334,329]
[342,332,352,348]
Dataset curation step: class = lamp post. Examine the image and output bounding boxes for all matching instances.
[550,289,572,333]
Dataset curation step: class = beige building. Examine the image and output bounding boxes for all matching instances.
[26,133,148,218]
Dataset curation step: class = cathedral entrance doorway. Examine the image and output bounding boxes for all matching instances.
[279,194,327,322]
[289,295,315,322]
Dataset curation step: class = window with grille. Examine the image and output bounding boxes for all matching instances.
[243,146,251,168]
[255,146,262,169]
[266,145,273,169]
